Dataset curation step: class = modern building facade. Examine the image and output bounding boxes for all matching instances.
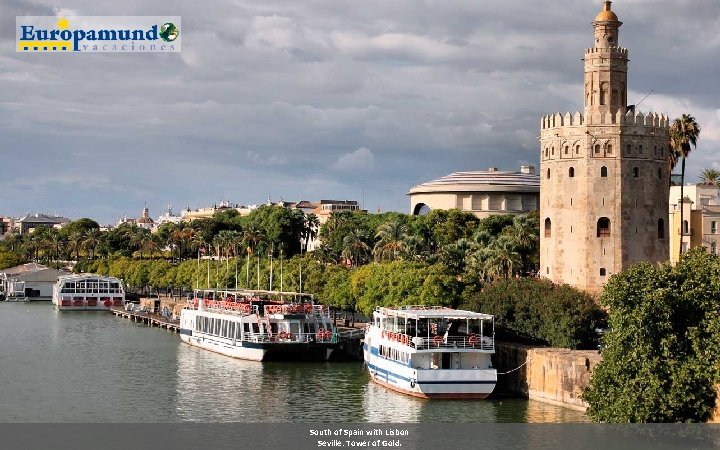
[15,213,70,234]
[408,166,539,219]
[540,1,670,293]
[669,184,720,263]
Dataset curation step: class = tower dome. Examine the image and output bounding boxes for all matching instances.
[595,1,619,22]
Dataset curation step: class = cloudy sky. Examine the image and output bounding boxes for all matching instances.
[2,0,718,225]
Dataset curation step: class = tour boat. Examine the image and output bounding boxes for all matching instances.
[52,274,125,311]
[364,306,497,399]
[179,289,358,362]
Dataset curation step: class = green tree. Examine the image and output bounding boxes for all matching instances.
[373,220,410,262]
[699,168,720,187]
[583,248,720,422]
[670,113,701,260]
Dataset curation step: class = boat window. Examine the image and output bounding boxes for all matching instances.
[289,323,300,334]
[244,323,251,333]
[252,323,260,334]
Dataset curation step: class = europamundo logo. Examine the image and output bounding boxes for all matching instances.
[16,16,181,52]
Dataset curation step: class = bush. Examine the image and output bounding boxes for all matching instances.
[461,278,606,349]
[583,248,720,422]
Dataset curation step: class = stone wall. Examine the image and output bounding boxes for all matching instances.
[493,342,602,411]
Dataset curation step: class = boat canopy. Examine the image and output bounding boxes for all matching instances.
[375,306,493,321]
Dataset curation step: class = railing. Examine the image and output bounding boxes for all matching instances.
[380,333,494,351]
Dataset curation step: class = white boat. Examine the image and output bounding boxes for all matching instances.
[364,306,497,399]
[179,289,357,362]
[52,274,125,311]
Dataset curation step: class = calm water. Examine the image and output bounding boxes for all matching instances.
[0,302,588,423]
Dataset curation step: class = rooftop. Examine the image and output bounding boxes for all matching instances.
[408,167,540,194]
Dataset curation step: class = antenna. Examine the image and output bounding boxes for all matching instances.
[636,89,654,108]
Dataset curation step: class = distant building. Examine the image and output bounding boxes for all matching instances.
[155,205,183,227]
[0,263,68,301]
[669,184,720,263]
[15,213,70,234]
[407,166,539,218]
[181,201,260,222]
[136,206,154,231]
[0,217,12,236]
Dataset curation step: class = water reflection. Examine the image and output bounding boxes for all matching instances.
[174,345,589,423]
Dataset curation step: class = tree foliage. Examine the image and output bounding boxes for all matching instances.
[462,278,605,348]
[584,248,720,422]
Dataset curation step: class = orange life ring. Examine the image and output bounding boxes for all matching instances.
[433,335,443,347]
[103,299,112,308]
[468,334,479,346]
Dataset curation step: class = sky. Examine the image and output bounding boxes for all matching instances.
[2,0,719,225]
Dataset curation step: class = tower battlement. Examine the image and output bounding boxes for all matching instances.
[584,47,628,56]
[540,110,669,130]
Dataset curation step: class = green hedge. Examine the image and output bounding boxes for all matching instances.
[462,278,606,349]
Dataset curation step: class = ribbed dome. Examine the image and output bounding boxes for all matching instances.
[595,1,619,22]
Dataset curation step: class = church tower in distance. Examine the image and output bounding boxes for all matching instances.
[539,1,670,293]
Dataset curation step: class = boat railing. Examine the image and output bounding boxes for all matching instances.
[239,331,338,344]
[380,331,494,351]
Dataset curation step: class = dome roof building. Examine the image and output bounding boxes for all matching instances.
[408,166,539,218]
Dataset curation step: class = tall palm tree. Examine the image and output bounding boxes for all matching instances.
[670,114,701,260]
[373,220,410,262]
[302,213,320,252]
[67,231,85,261]
[341,229,370,267]
[699,168,720,187]
[483,236,521,281]
[82,229,104,260]
[507,214,539,275]
[45,229,65,269]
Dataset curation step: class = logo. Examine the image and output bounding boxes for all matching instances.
[16,16,181,53]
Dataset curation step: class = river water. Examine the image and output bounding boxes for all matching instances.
[0,302,588,423]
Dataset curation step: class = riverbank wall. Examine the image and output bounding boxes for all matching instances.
[493,342,602,411]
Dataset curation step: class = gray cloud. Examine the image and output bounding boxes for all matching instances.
[1,0,718,223]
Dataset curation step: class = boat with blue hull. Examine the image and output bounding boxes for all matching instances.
[364,306,497,399]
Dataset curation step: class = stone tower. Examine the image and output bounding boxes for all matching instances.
[539,1,670,293]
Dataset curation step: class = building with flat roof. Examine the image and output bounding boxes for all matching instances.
[669,184,720,263]
[407,166,539,218]
[15,213,70,234]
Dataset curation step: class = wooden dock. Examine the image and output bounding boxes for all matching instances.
[110,307,180,332]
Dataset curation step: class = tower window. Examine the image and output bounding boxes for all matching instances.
[600,268,607,276]
[597,217,611,237]
[564,146,569,155]
[600,166,608,177]
[658,218,665,239]
[546,168,551,179]
[626,144,631,154]
[569,167,575,178]
[544,218,552,238]
[658,167,662,179]
[682,220,689,235]
[575,144,580,155]
[633,167,639,178]
[551,147,555,156]
[639,145,643,155]
[607,144,613,155]
[594,144,601,154]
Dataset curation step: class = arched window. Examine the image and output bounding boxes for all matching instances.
[607,144,613,155]
[569,167,575,178]
[638,145,643,155]
[600,166,608,177]
[600,82,608,105]
[544,218,552,238]
[657,167,662,179]
[594,144,601,154]
[626,144,631,154]
[657,218,665,239]
[551,147,555,156]
[682,220,689,235]
[564,146,569,155]
[633,167,639,178]
[597,217,611,237]
[575,144,580,155]
[546,168,550,179]
[599,268,607,276]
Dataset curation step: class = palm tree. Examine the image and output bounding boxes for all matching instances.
[82,229,104,260]
[483,236,521,281]
[45,229,65,269]
[373,220,410,262]
[302,213,320,252]
[341,230,370,267]
[670,113,701,260]
[699,168,720,187]
[507,214,539,275]
[67,231,85,261]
